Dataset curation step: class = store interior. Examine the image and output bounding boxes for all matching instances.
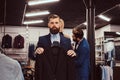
[0,0,120,80]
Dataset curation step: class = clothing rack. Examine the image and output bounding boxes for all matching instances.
[95,64,113,80]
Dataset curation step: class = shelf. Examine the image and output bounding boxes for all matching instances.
[95,37,104,64]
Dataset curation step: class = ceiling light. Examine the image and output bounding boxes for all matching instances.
[83,22,87,25]
[116,32,120,35]
[28,0,60,6]
[25,11,50,17]
[23,20,44,25]
[98,15,111,22]
[83,22,96,27]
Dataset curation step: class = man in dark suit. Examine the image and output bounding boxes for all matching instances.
[35,14,76,80]
[72,26,90,80]
[35,14,76,57]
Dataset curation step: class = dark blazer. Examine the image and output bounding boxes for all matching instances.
[13,35,24,48]
[35,33,75,80]
[36,33,72,51]
[1,34,12,48]
[35,45,76,80]
[74,38,90,80]
[28,44,36,60]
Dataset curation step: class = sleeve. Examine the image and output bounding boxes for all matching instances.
[75,46,89,67]
[67,56,76,80]
[65,38,73,50]
[36,37,45,48]
[35,54,43,80]
[14,61,24,80]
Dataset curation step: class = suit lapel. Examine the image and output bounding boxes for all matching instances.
[60,34,65,46]
[46,34,52,47]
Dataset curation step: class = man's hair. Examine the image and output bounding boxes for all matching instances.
[48,14,60,22]
[73,26,84,39]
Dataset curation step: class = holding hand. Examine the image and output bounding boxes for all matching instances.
[35,47,44,54]
[67,50,76,57]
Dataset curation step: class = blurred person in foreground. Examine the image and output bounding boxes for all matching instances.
[0,51,24,80]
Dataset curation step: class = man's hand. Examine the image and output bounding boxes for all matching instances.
[35,47,44,54]
[67,50,76,57]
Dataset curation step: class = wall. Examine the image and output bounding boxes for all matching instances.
[110,25,120,32]
[95,24,111,38]
[0,25,73,45]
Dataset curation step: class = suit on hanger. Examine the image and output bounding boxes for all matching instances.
[1,34,12,48]
[13,35,24,48]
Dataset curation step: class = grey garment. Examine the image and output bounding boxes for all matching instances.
[0,53,24,80]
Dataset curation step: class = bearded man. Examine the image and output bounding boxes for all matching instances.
[35,14,76,80]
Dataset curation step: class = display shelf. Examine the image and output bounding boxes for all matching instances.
[95,37,104,64]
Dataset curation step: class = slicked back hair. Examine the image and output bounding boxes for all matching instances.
[73,26,84,39]
[48,14,60,22]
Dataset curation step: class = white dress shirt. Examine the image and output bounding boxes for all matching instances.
[50,33,60,43]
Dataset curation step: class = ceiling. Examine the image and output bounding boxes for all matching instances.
[0,0,120,29]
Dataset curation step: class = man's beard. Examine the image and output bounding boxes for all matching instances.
[50,27,60,34]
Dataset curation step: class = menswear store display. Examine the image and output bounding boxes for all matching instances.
[1,34,27,63]
[1,34,24,49]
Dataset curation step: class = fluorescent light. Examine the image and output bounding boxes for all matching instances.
[25,11,50,17]
[23,20,44,24]
[83,22,96,27]
[116,32,120,35]
[28,0,60,6]
[98,15,111,22]
[83,22,87,25]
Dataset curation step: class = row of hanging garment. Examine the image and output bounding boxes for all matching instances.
[96,63,113,80]
[95,40,115,80]
[100,65,113,80]
[104,40,116,68]
[1,34,24,49]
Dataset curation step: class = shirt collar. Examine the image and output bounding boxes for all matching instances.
[78,38,84,44]
[50,33,60,37]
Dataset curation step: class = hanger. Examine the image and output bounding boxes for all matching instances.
[0,47,5,54]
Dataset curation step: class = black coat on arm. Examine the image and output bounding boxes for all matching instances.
[35,45,76,80]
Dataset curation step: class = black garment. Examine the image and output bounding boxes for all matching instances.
[59,32,63,35]
[28,44,36,60]
[95,64,102,80]
[35,42,76,80]
[13,35,24,48]
[1,34,12,48]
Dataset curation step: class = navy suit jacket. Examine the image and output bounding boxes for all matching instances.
[36,33,72,51]
[35,33,75,80]
[74,38,90,79]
